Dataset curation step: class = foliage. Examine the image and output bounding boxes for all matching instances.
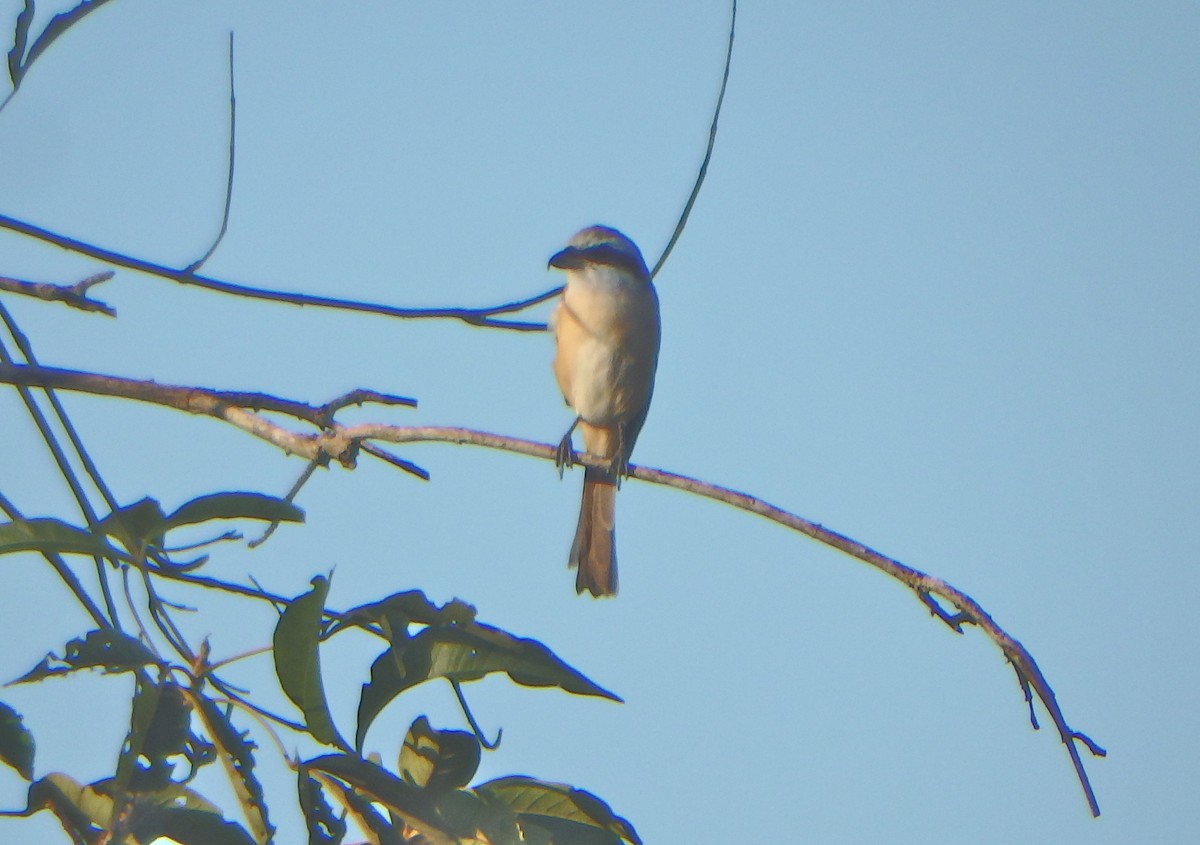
[0,494,639,843]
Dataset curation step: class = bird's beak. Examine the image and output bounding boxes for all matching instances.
[548,246,584,270]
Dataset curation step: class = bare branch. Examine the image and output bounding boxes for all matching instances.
[0,363,417,468]
[625,459,1107,816]
[341,423,1110,816]
[649,0,736,280]
[0,271,116,315]
[0,212,554,331]
[0,362,1104,814]
[0,362,415,424]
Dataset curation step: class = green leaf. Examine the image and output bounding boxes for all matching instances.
[140,682,192,760]
[273,576,347,750]
[519,815,630,845]
[100,497,168,556]
[477,777,641,845]
[23,772,113,838]
[330,590,476,637]
[0,518,126,559]
[297,768,348,845]
[12,629,158,684]
[194,694,273,844]
[462,790,526,845]
[310,768,401,845]
[357,622,619,749]
[116,678,207,799]
[305,753,452,845]
[399,716,480,792]
[166,492,305,530]
[127,780,224,814]
[0,700,34,780]
[128,805,256,845]
[114,674,165,801]
[431,788,532,844]
[7,0,33,87]
[19,0,117,81]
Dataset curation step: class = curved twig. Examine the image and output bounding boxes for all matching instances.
[185,31,237,274]
[450,679,502,750]
[649,0,736,280]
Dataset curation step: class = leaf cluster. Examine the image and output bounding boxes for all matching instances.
[0,495,638,844]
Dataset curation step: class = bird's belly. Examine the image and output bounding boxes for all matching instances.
[568,339,626,425]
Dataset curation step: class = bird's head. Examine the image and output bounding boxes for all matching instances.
[548,225,650,282]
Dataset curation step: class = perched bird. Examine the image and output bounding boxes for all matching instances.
[549,225,661,596]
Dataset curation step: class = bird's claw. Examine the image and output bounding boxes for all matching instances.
[555,435,575,478]
[609,454,628,489]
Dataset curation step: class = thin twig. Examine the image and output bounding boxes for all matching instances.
[450,678,501,750]
[248,457,320,548]
[361,442,429,480]
[649,0,736,280]
[0,271,116,315]
[149,566,292,605]
[0,212,553,330]
[0,307,120,626]
[0,309,123,517]
[185,32,237,274]
[0,489,111,629]
[120,563,155,648]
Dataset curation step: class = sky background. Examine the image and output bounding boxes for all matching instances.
[0,1,1197,843]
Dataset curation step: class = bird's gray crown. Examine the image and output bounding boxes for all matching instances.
[549,225,650,280]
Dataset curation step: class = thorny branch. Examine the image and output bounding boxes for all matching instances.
[0,363,1105,815]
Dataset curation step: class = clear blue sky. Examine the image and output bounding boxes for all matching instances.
[1,2,1196,843]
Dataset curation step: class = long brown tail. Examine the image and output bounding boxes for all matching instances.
[569,466,617,596]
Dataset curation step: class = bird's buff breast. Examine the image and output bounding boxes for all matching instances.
[553,270,659,426]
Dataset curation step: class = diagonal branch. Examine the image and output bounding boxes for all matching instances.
[344,423,1109,818]
[0,212,554,331]
[0,362,1105,815]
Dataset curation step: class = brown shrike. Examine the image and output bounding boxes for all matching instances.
[549,225,661,597]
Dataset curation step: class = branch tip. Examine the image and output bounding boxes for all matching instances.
[919,590,968,633]
[1072,731,1107,758]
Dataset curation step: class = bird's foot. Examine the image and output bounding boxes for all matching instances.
[555,434,575,479]
[608,453,629,489]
